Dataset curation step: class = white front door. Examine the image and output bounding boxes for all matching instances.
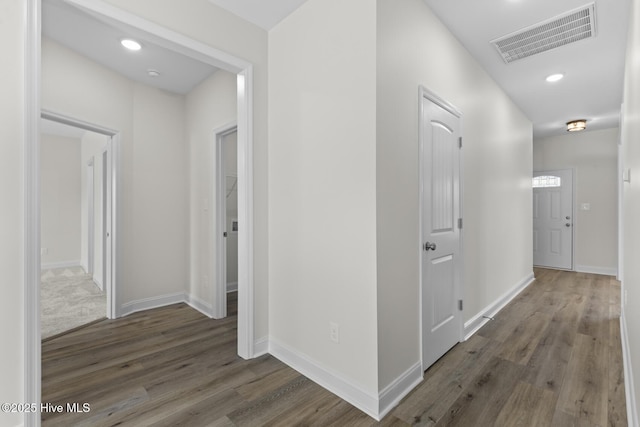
[420,89,463,371]
[533,169,573,269]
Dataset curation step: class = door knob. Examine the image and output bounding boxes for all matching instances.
[565,223,571,227]
[424,242,436,251]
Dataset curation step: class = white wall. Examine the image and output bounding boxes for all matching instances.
[102,0,270,340]
[0,0,25,424]
[41,133,82,267]
[130,84,188,300]
[269,0,379,396]
[42,37,188,305]
[376,0,533,389]
[621,0,640,420]
[534,128,618,275]
[185,70,237,309]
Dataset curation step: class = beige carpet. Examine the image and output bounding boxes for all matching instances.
[41,266,106,339]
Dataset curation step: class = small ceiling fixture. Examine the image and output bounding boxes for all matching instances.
[546,73,564,82]
[121,39,142,51]
[566,119,587,132]
[147,69,161,77]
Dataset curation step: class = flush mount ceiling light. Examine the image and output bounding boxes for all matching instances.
[147,69,161,77]
[546,73,564,82]
[121,39,142,51]
[566,119,587,132]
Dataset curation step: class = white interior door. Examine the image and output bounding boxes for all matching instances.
[533,169,573,269]
[420,90,463,371]
[86,159,95,276]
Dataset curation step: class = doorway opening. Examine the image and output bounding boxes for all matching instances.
[214,123,239,319]
[40,110,119,332]
[25,1,256,422]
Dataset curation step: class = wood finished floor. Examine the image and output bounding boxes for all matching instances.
[42,269,626,426]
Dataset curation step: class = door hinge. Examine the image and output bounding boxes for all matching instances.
[458,300,463,311]
[458,137,462,149]
[458,218,463,229]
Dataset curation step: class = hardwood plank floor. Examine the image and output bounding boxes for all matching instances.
[42,269,627,426]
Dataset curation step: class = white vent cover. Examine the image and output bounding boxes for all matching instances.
[491,3,597,64]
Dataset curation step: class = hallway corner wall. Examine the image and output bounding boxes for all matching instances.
[621,0,640,422]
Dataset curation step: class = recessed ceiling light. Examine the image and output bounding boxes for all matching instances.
[546,73,564,83]
[147,69,161,78]
[121,39,142,51]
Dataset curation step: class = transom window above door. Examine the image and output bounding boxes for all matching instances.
[532,175,561,188]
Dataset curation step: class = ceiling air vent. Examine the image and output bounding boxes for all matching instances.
[490,3,597,64]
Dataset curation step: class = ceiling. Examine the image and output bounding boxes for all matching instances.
[42,0,218,95]
[211,0,630,138]
[207,0,309,30]
[43,0,631,138]
[423,0,631,138]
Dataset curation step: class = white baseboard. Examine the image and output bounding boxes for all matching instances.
[378,362,423,419]
[464,272,535,340]
[253,336,269,357]
[121,292,220,319]
[226,281,238,293]
[186,294,215,318]
[575,265,618,276]
[41,260,81,270]
[269,338,380,420]
[620,308,639,427]
[93,274,103,291]
[120,292,186,317]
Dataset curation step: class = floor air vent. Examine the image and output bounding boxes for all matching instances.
[490,3,597,64]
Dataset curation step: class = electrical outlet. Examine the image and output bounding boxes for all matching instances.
[329,322,340,343]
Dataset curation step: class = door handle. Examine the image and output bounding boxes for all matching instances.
[565,223,571,227]
[424,242,436,251]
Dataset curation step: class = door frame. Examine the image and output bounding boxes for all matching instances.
[418,86,465,371]
[25,1,257,424]
[213,122,238,319]
[532,168,575,270]
[102,148,109,298]
[42,109,119,318]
